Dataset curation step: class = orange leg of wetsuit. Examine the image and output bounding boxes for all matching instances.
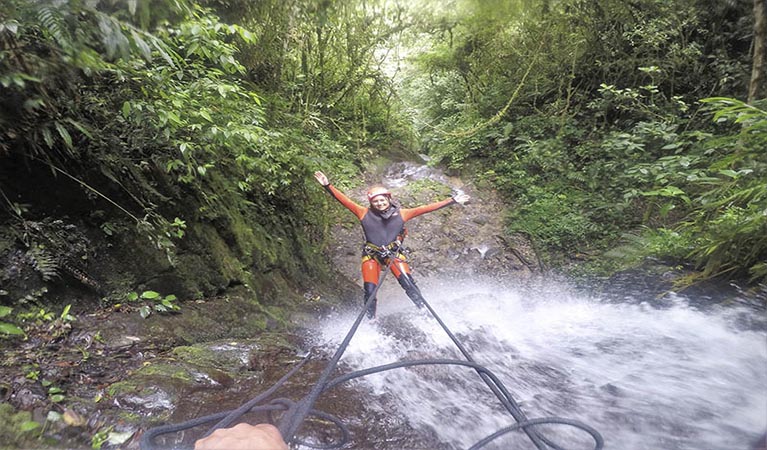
[362,256,412,295]
[361,256,423,317]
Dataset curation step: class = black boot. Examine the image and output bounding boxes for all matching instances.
[397,274,425,308]
[363,282,378,319]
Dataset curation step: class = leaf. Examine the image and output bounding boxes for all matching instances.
[63,408,86,427]
[54,122,73,148]
[0,21,19,35]
[718,169,739,179]
[42,127,54,148]
[140,290,160,299]
[139,305,151,319]
[186,41,200,57]
[150,38,176,67]
[19,421,40,432]
[107,430,135,446]
[130,30,152,60]
[0,322,24,335]
[167,111,182,125]
[64,118,94,140]
[23,97,46,111]
[0,306,11,318]
[122,101,131,118]
[50,394,66,403]
[237,28,255,43]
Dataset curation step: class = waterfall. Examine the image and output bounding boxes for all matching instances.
[315,276,767,450]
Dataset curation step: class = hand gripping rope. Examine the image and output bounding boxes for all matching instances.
[140,260,604,450]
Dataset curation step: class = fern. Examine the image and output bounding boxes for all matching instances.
[27,245,59,281]
[37,6,71,51]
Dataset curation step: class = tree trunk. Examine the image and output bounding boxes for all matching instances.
[749,0,766,102]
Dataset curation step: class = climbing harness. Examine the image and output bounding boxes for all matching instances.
[363,239,405,260]
[140,266,604,450]
[363,242,424,311]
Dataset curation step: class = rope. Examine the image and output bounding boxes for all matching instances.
[277,258,394,441]
[140,259,604,450]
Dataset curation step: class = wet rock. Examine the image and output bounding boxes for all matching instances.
[12,387,46,410]
[112,338,142,354]
[119,387,175,413]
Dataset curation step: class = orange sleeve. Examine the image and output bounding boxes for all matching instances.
[400,197,456,221]
[325,185,367,220]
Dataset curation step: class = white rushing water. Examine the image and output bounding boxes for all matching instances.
[315,276,767,450]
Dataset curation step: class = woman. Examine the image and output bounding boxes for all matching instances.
[314,171,470,318]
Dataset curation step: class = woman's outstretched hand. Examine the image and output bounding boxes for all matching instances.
[314,171,329,186]
[454,193,470,205]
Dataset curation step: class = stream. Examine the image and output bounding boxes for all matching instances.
[310,275,767,450]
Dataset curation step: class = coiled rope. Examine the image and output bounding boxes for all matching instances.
[140,262,604,450]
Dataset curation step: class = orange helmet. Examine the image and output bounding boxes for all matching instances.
[366,186,391,202]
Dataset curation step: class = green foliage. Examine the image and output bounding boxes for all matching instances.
[673,98,767,282]
[117,7,272,191]
[505,189,602,255]
[91,425,113,450]
[0,0,367,300]
[16,303,75,338]
[399,0,761,284]
[126,291,180,318]
[1,0,758,308]
[26,245,59,281]
[0,305,24,336]
[601,98,767,282]
[46,382,66,403]
[604,228,694,266]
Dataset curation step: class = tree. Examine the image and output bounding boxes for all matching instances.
[749,0,766,102]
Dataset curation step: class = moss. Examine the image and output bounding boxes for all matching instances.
[139,363,195,382]
[171,345,216,364]
[107,363,192,399]
[116,411,142,423]
[172,344,250,370]
[130,285,299,346]
[107,380,136,397]
[173,223,240,296]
